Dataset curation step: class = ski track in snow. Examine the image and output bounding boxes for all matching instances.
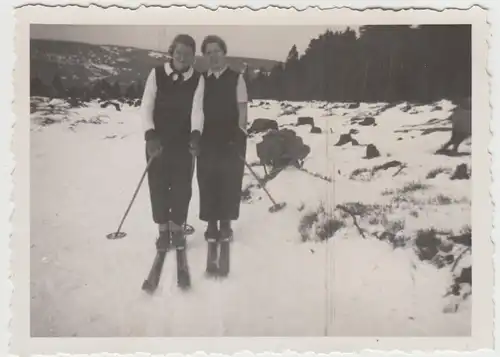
[30,97,471,337]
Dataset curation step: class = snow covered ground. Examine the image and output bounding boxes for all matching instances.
[30,97,471,337]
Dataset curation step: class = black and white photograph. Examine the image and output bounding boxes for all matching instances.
[10,4,493,354]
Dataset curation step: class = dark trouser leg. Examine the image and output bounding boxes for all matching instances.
[197,150,221,222]
[146,149,173,252]
[146,149,171,225]
[169,151,193,227]
[219,139,247,221]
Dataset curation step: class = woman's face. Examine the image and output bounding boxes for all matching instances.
[204,42,226,71]
[172,43,195,71]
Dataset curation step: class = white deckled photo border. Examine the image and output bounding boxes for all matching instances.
[7,2,496,356]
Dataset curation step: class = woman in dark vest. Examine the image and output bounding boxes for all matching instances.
[189,35,248,242]
[141,34,204,252]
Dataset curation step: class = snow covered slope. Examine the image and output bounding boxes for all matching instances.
[30,97,471,337]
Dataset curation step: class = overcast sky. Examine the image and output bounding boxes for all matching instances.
[31,24,360,61]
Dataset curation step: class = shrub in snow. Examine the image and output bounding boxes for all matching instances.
[426,167,452,179]
[316,217,344,241]
[279,107,297,116]
[414,228,441,261]
[350,160,407,181]
[33,117,59,126]
[375,230,409,249]
[298,205,344,242]
[444,265,471,313]
[400,102,412,112]
[428,194,455,205]
[349,167,371,181]
[256,128,310,169]
[399,181,429,194]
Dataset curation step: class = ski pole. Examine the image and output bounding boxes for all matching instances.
[107,153,156,239]
[239,154,286,213]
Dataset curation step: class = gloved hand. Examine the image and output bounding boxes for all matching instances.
[145,129,163,158]
[189,130,201,157]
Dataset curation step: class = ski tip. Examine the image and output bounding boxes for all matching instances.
[177,280,191,291]
[141,280,158,294]
[205,270,219,279]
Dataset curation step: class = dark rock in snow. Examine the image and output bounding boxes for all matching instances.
[100,101,121,111]
[456,266,472,286]
[335,133,353,146]
[359,117,376,126]
[297,116,315,126]
[364,144,381,159]
[346,103,360,109]
[450,163,470,180]
[248,118,278,134]
[310,126,322,134]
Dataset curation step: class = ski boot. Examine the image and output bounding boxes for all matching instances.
[155,228,172,253]
[171,222,191,290]
[218,220,232,277]
[205,221,219,277]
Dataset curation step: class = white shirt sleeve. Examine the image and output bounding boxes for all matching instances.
[237,74,248,103]
[191,75,205,133]
[140,68,157,133]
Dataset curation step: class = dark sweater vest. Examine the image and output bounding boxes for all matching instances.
[201,68,239,151]
[152,65,200,149]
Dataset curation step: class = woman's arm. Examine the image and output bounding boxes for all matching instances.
[140,68,157,137]
[237,74,248,134]
[191,75,205,134]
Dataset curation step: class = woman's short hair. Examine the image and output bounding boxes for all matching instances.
[201,35,227,54]
[168,34,196,56]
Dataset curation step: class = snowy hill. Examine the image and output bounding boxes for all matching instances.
[30,39,280,87]
[30,96,471,337]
